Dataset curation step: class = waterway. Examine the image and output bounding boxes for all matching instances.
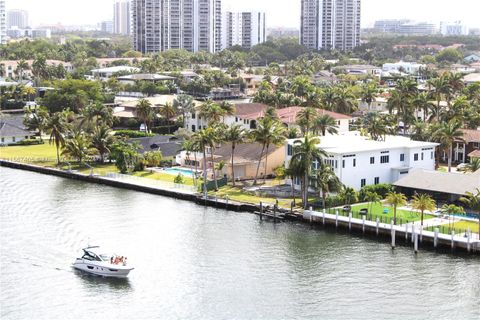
[0,167,479,320]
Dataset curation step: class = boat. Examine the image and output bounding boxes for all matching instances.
[72,246,134,278]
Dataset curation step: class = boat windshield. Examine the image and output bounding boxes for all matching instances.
[99,254,112,261]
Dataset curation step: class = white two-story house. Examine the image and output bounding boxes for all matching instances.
[285,132,438,191]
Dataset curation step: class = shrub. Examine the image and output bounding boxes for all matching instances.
[144,151,163,167]
[358,184,394,201]
[174,173,185,184]
[151,126,179,135]
[114,130,155,138]
[126,118,140,129]
[14,139,44,146]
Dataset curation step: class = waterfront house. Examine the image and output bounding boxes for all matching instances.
[90,66,140,81]
[394,169,480,202]
[443,129,480,164]
[117,73,176,86]
[0,119,34,145]
[131,135,183,158]
[285,132,438,191]
[176,142,285,181]
[275,107,351,133]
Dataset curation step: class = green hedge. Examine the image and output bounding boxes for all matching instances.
[114,130,155,138]
[12,139,44,146]
[358,184,394,201]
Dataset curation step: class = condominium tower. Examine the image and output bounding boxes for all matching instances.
[7,9,29,29]
[222,11,266,50]
[0,0,5,45]
[132,0,221,54]
[300,0,361,51]
[114,0,131,35]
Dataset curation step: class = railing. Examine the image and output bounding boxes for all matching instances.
[103,172,197,193]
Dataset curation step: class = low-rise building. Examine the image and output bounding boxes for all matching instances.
[333,65,382,77]
[117,74,176,86]
[382,61,425,75]
[0,118,34,145]
[276,107,351,133]
[357,97,388,112]
[446,129,480,164]
[285,133,438,191]
[90,66,140,80]
[176,142,285,181]
[0,60,73,79]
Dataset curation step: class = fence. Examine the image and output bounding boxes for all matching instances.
[325,207,415,226]
[103,172,197,193]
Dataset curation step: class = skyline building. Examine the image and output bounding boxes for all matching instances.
[0,0,5,45]
[114,0,131,35]
[100,20,114,33]
[222,11,266,50]
[132,0,221,54]
[7,9,29,29]
[300,0,361,51]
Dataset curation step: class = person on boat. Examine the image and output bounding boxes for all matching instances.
[110,256,114,264]
[123,257,127,266]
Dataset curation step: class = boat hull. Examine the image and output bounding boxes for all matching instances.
[73,259,134,278]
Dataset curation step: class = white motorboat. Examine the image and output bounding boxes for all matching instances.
[73,246,134,278]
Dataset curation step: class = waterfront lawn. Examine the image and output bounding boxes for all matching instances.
[349,202,436,223]
[449,221,480,233]
[211,185,312,208]
[133,170,194,186]
[0,144,58,166]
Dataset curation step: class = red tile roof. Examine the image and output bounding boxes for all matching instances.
[277,106,352,124]
[462,129,480,143]
[233,103,270,120]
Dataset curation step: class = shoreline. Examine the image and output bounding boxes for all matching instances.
[1,160,479,255]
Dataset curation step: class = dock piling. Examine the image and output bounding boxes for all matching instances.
[348,212,352,231]
[335,210,339,228]
[467,228,471,253]
[405,223,409,241]
[362,216,365,234]
[259,202,263,221]
[451,231,455,250]
[434,228,439,248]
[391,220,396,249]
[376,218,379,236]
[414,231,418,254]
[322,209,325,225]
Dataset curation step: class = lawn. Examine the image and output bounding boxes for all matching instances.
[347,202,436,224]
[211,185,312,209]
[132,170,195,186]
[0,143,58,166]
[449,221,480,233]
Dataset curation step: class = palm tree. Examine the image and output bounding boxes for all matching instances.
[81,102,114,130]
[428,76,450,122]
[224,124,246,186]
[360,82,378,111]
[23,106,48,140]
[291,135,327,209]
[218,101,236,123]
[339,186,357,206]
[385,192,407,225]
[62,131,91,164]
[22,86,36,102]
[410,120,429,141]
[411,193,436,226]
[45,111,70,165]
[460,188,480,238]
[173,94,195,128]
[433,120,463,172]
[91,125,115,163]
[198,100,224,124]
[296,107,317,135]
[160,102,177,133]
[32,55,49,82]
[333,85,357,114]
[315,163,342,209]
[314,114,338,136]
[363,112,387,141]
[441,204,465,230]
[194,128,215,196]
[251,117,286,185]
[15,59,29,80]
[412,92,434,122]
[286,157,304,206]
[136,99,154,134]
[460,158,480,173]
[182,139,196,185]
[365,191,382,216]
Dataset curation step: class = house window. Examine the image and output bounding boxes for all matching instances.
[353,159,356,167]
[1,138,4,143]
[421,152,424,161]
[192,125,196,132]
[25,136,28,139]
[374,177,380,185]
[342,160,345,168]
[473,142,480,149]
[191,113,196,119]
[361,179,366,187]
[400,154,405,162]
[380,155,389,164]
[370,157,375,164]
[414,153,419,161]
[335,160,338,169]
[287,145,293,156]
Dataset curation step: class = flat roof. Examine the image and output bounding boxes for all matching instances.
[91,66,140,74]
[117,74,175,81]
[394,169,480,196]
[288,132,438,154]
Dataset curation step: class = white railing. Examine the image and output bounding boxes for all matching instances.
[102,172,197,193]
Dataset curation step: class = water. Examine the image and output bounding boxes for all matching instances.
[163,167,196,176]
[0,167,479,320]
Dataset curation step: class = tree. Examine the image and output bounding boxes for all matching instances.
[412,92,434,122]
[198,100,224,124]
[111,140,142,174]
[144,151,163,167]
[218,101,236,122]
[291,135,327,209]
[296,107,318,135]
[411,193,436,226]
[159,102,177,132]
[45,111,70,164]
[32,55,49,82]
[360,82,378,111]
[365,191,382,217]
[459,158,480,173]
[81,102,113,131]
[315,163,342,209]
[385,192,407,225]
[339,186,358,206]
[314,114,338,136]
[91,125,115,163]
[441,204,465,230]
[22,86,36,102]
[362,112,387,141]
[435,48,463,64]
[433,120,463,172]
[286,157,304,206]
[224,124,246,186]
[135,99,155,133]
[194,128,215,196]
[251,117,286,185]
[459,188,480,238]
[62,131,91,164]
[15,59,29,80]
[173,94,195,128]
[23,106,48,140]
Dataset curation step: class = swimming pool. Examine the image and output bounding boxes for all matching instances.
[163,167,196,176]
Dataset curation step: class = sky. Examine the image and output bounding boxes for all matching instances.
[6,0,480,29]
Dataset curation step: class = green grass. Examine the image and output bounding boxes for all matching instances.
[0,143,58,166]
[132,170,195,186]
[348,202,436,223]
[449,221,480,233]
[211,185,312,208]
